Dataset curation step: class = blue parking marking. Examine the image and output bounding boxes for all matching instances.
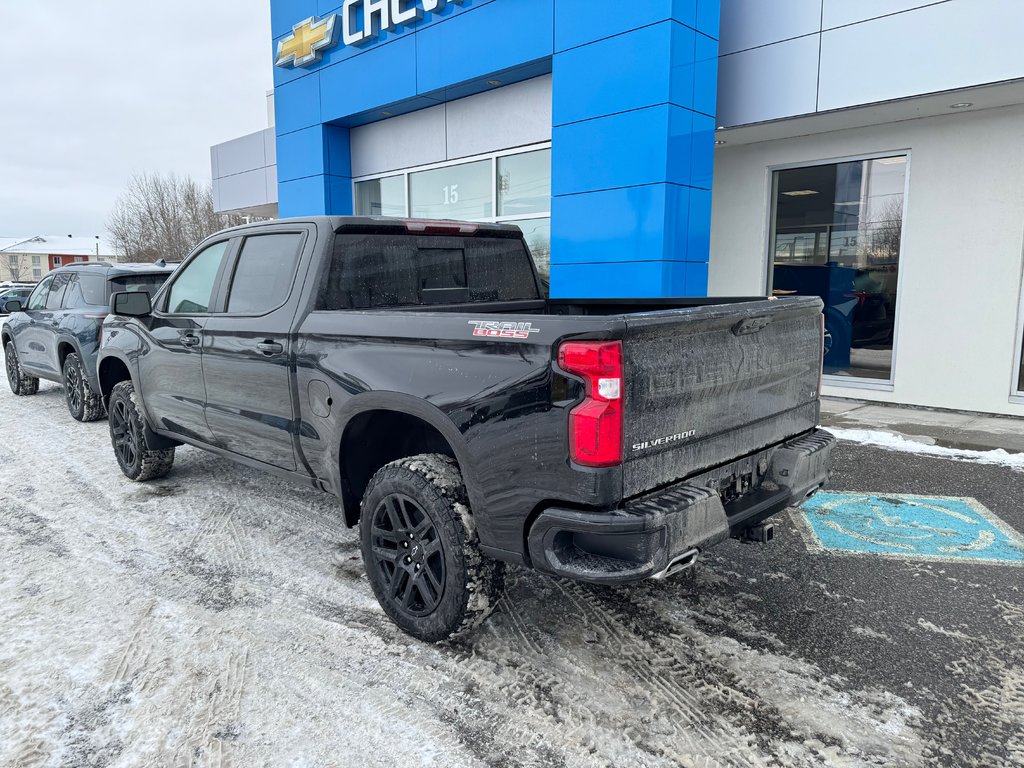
[798,493,1024,565]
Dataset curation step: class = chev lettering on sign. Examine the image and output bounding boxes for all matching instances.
[275,0,464,68]
[468,321,541,340]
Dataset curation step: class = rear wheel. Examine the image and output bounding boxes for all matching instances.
[359,454,503,642]
[108,380,174,481]
[62,352,105,422]
[5,341,38,396]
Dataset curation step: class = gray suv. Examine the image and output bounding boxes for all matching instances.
[2,262,175,421]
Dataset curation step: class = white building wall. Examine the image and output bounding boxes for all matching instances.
[709,103,1024,416]
[211,128,278,216]
[718,0,1024,127]
[350,75,552,179]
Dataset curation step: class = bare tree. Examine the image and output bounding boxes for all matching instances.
[863,198,903,266]
[3,253,31,282]
[107,173,257,263]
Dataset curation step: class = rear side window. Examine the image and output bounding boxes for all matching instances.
[110,274,169,297]
[226,233,303,314]
[46,272,71,309]
[64,274,107,309]
[319,233,538,310]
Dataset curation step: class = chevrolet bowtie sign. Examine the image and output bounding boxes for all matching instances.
[276,0,465,68]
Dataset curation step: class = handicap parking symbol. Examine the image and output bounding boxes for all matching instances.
[798,493,1024,565]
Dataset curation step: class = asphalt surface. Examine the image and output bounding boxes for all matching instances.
[700,442,1024,766]
[1,377,1022,767]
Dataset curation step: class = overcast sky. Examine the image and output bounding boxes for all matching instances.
[0,2,273,238]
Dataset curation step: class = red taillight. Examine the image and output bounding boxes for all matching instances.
[558,341,623,468]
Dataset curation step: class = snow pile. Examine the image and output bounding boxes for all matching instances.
[825,427,1024,471]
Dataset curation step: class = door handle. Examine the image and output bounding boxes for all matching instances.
[180,333,201,348]
[256,341,284,356]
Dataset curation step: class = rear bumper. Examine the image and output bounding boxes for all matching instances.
[527,428,835,584]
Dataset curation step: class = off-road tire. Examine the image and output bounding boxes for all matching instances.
[4,341,38,396]
[360,454,503,643]
[108,380,175,481]
[62,352,105,422]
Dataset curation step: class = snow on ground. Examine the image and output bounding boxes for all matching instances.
[825,427,1024,471]
[0,379,932,767]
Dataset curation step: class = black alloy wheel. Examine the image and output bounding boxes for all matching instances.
[106,380,174,481]
[110,395,140,471]
[64,358,83,414]
[61,353,104,422]
[4,341,38,396]
[370,493,447,617]
[358,454,503,642]
[5,343,17,391]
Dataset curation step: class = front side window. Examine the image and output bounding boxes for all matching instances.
[770,155,907,382]
[165,241,229,314]
[320,233,538,310]
[226,234,303,314]
[26,275,54,310]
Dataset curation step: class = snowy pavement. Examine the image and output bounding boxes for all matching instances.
[2,378,1023,767]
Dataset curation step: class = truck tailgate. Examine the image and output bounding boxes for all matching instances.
[622,297,823,498]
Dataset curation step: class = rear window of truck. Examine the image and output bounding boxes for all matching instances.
[318,233,539,310]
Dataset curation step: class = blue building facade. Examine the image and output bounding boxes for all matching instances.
[271,0,720,297]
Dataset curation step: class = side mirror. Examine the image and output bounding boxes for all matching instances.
[3,299,22,313]
[110,291,152,317]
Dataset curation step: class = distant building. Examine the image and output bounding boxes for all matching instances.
[0,236,114,282]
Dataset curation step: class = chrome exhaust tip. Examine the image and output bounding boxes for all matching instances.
[651,548,699,580]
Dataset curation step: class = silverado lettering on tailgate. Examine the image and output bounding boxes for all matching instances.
[633,430,698,452]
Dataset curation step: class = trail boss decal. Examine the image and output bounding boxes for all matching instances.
[468,321,541,340]
[633,430,697,452]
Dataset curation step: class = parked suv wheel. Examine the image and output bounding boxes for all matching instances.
[359,454,503,642]
[62,352,105,422]
[108,380,175,481]
[4,341,39,396]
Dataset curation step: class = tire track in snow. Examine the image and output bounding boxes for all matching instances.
[552,580,764,767]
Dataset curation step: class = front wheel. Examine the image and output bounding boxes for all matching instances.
[108,380,175,481]
[63,352,105,422]
[359,454,503,643]
[5,341,38,396]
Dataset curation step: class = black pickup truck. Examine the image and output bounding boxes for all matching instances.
[97,217,834,641]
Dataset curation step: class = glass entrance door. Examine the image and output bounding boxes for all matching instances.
[769,156,908,382]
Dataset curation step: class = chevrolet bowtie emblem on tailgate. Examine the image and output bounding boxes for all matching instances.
[732,316,773,336]
[276,15,339,68]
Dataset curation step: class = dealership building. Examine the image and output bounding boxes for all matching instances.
[211,0,1024,418]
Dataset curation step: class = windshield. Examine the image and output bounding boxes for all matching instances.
[109,274,170,297]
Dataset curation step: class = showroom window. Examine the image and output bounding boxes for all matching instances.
[769,155,908,383]
[353,145,552,282]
